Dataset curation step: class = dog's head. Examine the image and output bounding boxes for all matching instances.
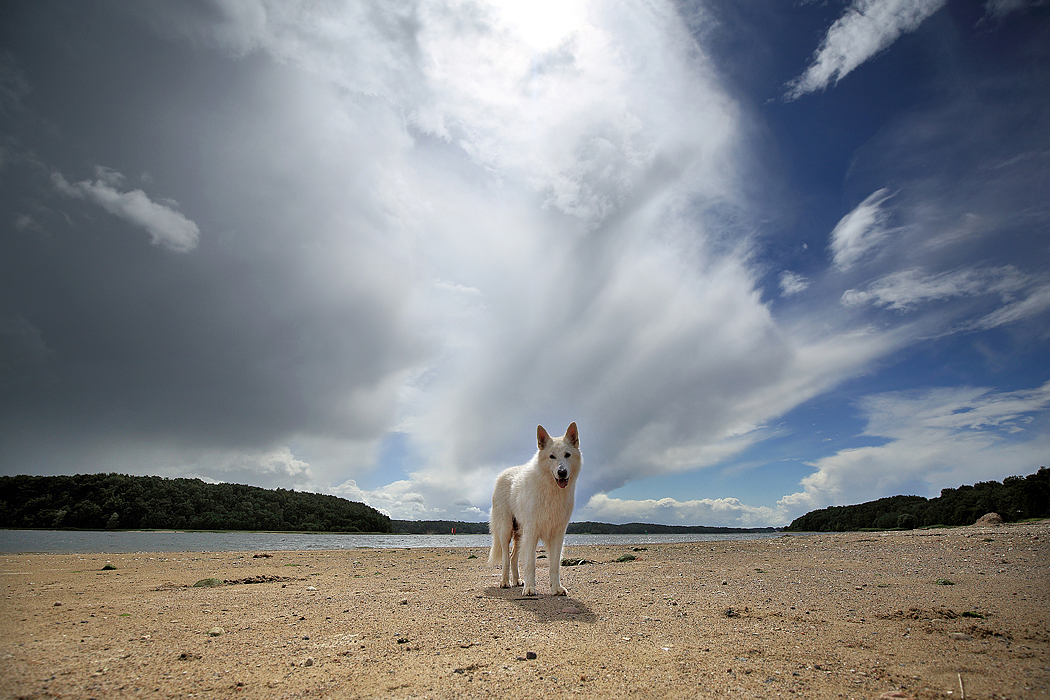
[537,422,582,489]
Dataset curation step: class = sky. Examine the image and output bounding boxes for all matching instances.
[1,0,1048,528]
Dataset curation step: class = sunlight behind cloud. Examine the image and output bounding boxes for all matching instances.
[490,0,587,51]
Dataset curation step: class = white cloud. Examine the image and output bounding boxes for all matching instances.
[841,265,1031,311]
[52,167,200,252]
[983,0,1050,19]
[786,0,947,100]
[581,493,785,528]
[331,469,497,521]
[961,283,1050,332]
[828,188,896,270]
[779,270,810,297]
[779,381,1050,514]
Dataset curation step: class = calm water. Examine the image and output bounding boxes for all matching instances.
[0,529,786,554]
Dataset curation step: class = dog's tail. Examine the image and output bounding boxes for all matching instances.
[487,531,502,567]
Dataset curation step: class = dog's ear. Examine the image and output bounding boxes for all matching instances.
[565,422,579,448]
[537,425,551,450]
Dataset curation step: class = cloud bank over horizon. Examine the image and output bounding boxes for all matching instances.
[1,0,1048,527]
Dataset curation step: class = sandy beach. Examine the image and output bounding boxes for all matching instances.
[2,521,1047,699]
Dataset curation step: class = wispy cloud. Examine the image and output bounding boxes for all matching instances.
[52,167,200,252]
[961,283,1050,332]
[779,381,1050,514]
[828,188,896,270]
[779,271,810,297]
[785,0,947,100]
[983,0,1050,20]
[841,265,1031,311]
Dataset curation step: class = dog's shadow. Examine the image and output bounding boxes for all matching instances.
[483,586,597,623]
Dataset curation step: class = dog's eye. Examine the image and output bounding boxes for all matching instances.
[564,452,571,458]
[549,454,556,459]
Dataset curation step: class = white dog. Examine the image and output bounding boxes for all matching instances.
[489,422,582,596]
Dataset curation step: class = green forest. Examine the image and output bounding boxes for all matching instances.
[0,474,392,533]
[785,467,1050,532]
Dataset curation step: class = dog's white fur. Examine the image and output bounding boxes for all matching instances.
[489,423,582,596]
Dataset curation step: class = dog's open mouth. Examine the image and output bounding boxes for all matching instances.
[557,477,569,489]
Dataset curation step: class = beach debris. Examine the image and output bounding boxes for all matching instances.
[880,606,959,620]
[950,632,973,641]
[185,575,294,589]
[252,553,273,558]
[561,557,594,566]
[935,579,955,586]
[178,652,202,661]
[974,512,1003,526]
[303,656,314,667]
[101,564,117,571]
[306,586,317,591]
[613,554,637,563]
[225,575,291,585]
[208,626,225,637]
[525,651,538,660]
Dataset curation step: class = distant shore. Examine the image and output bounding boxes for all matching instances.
[2,520,1047,699]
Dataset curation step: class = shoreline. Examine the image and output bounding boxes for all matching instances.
[0,529,790,555]
[2,521,1047,699]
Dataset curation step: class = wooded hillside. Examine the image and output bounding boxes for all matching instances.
[0,474,391,533]
[785,467,1049,532]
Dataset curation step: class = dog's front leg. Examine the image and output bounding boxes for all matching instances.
[520,530,540,596]
[548,532,568,596]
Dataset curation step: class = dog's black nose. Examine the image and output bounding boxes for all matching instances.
[557,468,568,479]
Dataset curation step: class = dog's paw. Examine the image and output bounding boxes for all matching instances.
[499,581,512,589]
[553,585,568,596]
[522,585,537,596]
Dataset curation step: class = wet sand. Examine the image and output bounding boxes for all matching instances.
[2,521,1048,699]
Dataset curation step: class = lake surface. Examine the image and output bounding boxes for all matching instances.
[0,529,788,554]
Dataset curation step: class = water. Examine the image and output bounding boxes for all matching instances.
[0,529,787,554]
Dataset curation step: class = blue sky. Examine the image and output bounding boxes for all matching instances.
[1,0,1048,527]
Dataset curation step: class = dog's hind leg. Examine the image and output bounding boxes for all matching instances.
[508,517,521,587]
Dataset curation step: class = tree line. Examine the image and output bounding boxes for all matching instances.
[0,473,392,533]
[785,466,1049,532]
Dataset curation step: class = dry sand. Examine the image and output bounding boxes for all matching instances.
[2,521,1048,699]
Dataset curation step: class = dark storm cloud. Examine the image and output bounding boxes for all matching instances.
[0,2,428,473]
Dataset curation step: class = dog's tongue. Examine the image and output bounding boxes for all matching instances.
[557,478,569,489]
